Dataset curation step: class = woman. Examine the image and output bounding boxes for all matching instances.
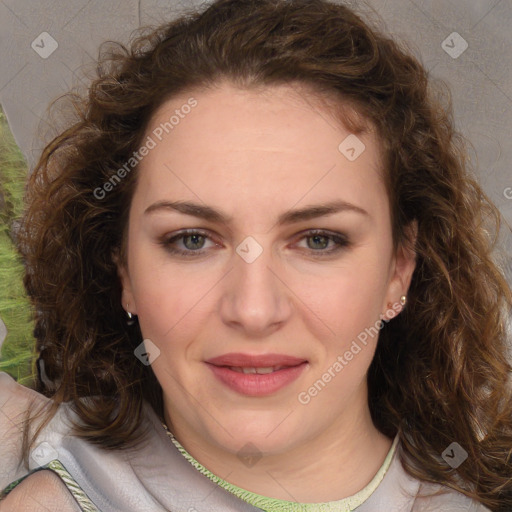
[0,0,511,510]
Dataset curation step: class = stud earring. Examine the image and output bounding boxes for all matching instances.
[400,295,407,306]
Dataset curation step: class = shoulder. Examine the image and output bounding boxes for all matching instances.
[0,469,82,512]
[384,438,492,512]
[0,372,54,490]
[406,468,492,512]
[0,371,50,421]
[411,485,492,511]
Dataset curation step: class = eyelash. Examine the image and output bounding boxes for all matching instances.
[159,229,350,258]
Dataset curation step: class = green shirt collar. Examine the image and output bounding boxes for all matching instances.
[162,423,399,512]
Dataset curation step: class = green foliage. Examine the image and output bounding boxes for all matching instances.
[0,106,37,388]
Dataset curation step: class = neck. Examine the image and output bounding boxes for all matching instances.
[163,394,393,503]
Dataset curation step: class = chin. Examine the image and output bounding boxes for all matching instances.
[205,411,303,455]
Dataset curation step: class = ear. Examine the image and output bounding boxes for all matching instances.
[381,219,417,316]
[112,249,138,315]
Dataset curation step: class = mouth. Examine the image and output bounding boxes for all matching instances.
[204,353,308,396]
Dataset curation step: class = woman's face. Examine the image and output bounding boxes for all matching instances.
[118,81,416,457]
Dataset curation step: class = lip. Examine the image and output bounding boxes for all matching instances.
[205,353,308,396]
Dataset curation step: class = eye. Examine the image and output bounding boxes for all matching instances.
[295,230,350,255]
[159,230,219,256]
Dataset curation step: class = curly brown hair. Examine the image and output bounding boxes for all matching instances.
[15,0,512,510]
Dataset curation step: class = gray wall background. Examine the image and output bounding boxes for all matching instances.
[0,0,511,283]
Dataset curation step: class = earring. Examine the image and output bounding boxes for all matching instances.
[400,295,407,306]
[126,304,136,326]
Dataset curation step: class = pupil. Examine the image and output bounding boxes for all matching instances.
[309,235,328,250]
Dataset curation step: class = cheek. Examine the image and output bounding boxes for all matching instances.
[290,251,389,341]
[127,247,219,347]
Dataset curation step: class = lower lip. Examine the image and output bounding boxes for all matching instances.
[205,362,308,396]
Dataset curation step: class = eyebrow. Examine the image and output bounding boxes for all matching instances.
[144,199,369,225]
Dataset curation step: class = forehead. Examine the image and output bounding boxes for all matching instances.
[133,81,387,225]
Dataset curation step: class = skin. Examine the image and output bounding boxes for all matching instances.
[117,80,417,503]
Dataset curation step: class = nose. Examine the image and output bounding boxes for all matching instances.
[219,238,292,336]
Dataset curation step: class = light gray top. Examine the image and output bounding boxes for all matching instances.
[0,371,491,511]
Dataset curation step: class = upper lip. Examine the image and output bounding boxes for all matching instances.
[205,353,308,368]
